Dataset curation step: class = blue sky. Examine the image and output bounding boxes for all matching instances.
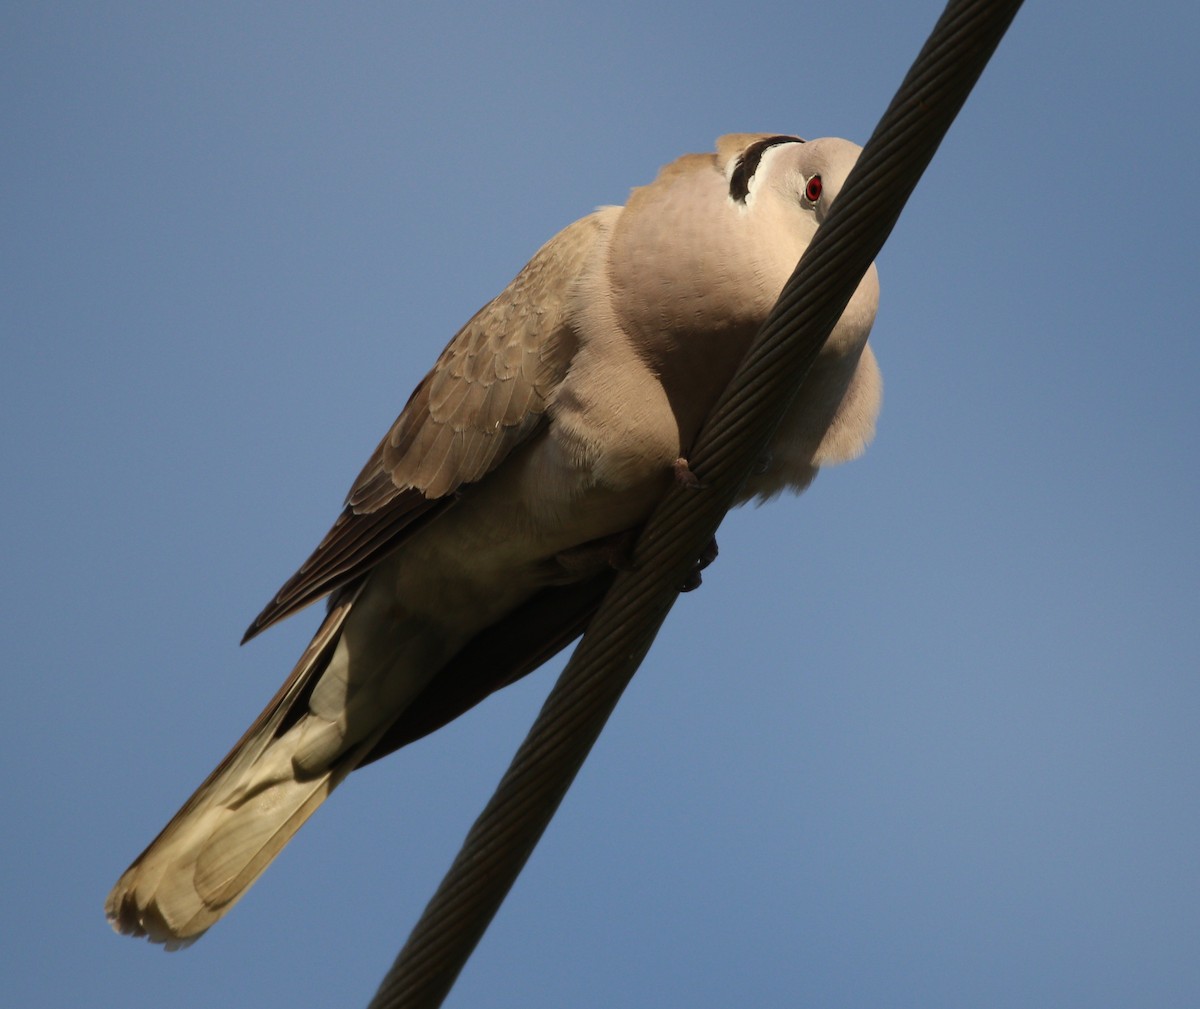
[3,3,1198,1006]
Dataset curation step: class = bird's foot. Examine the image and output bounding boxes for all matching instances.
[679,536,719,592]
[673,457,704,489]
[554,530,638,580]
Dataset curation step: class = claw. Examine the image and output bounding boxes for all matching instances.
[679,536,719,593]
[673,457,704,489]
[555,529,637,579]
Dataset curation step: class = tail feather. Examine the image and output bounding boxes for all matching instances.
[194,774,336,908]
[105,586,366,948]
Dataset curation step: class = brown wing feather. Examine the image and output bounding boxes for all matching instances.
[240,494,442,643]
[242,212,606,642]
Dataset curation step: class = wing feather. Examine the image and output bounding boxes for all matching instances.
[243,212,607,641]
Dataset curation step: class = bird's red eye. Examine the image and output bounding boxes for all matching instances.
[804,175,823,202]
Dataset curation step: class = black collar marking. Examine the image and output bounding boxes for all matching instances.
[729,135,805,203]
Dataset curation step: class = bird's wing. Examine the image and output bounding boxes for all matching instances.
[243,211,609,641]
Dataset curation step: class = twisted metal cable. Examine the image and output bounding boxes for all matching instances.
[368,1,1025,1005]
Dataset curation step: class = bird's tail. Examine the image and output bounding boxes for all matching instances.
[105,588,378,948]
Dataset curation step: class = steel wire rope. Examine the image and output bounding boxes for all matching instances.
[367,1,1026,1005]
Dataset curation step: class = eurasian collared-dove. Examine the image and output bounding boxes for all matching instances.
[106,133,882,947]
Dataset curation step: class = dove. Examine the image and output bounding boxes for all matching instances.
[106,133,883,948]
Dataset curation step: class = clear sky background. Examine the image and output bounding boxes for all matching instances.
[3,3,1197,1007]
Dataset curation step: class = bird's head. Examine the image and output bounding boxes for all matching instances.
[720,133,864,228]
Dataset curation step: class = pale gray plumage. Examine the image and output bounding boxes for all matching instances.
[106,133,882,947]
